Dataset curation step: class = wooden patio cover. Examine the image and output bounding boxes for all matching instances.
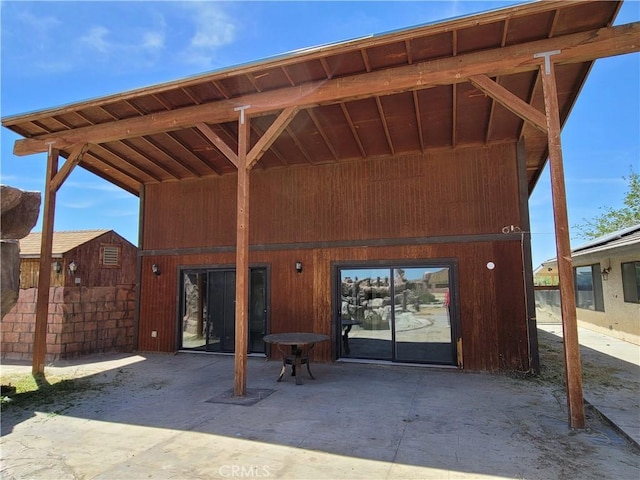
[3,0,638,429]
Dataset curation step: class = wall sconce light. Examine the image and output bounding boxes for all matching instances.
[68,260,78,275]
[52,261,62,275]
[601,267,611,281]
[152,263,161,276]
[295,261,303,273]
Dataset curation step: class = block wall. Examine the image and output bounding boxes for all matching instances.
[1,285,135,361]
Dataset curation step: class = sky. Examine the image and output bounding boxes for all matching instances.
[1,0,639,269]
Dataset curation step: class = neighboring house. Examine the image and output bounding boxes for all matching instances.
[2,1,637,376]
[1,230,137,360]
[539,225,640,345]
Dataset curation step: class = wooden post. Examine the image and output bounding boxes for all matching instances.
[234,116,250,397]
[540,60,585,429]
[517,139,540,374]
[33,146,59,376]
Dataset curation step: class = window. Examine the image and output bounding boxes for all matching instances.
[574,264,604,312]
[621,261,640,303]
[101,245,121,267]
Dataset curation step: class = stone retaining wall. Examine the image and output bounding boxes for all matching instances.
[1,285,135,361]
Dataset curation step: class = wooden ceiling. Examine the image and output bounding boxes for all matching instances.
[2,1,627,196]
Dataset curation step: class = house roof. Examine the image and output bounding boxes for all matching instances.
[572,224,640,257]
[541,224,640,266]
[2,1,630,197]
[19,230,111,258]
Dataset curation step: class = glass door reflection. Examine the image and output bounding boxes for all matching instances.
[338,264,456,365]
[392,267,454,364]
[340,269,392,360]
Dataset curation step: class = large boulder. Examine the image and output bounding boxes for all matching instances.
[1,241,20,318]
[1,185,41,240]
[1,185,41,319]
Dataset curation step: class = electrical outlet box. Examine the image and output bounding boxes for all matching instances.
[151,331,157,338]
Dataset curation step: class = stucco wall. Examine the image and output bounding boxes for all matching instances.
[535,249,640,345]
[1,285,135,361]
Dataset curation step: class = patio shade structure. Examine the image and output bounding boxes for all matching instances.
[3,0,639,429]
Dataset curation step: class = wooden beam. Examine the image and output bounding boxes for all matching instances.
[540,61,585,429]
[375,97,394,155]
[246,106,299,169]
[50,143,89,192]
[234,117,251,397]
[13,22,640,156]
[195,123,239,168]
[469,75,548,133]
[517,139,539,374]
[33,147,59,376]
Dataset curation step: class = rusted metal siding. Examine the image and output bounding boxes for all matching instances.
[143,144,520,249]
[137,240,529,371]
[138,143,531,370]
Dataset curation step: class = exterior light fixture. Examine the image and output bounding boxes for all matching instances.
[152,263,161,276]
[601,267,611,281]
[295,261,303,273]
[52,261,62,275]
[68,260,78,275]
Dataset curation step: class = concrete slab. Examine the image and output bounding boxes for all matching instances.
[1,342,639,480]
[538,324,640,448]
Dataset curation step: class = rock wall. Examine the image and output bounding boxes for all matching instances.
[1,185,41,318]
[1,285,135,361]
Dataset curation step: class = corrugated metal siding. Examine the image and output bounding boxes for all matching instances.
[137,240,529,371]
[143,144,520,249]
[138,143,530,370]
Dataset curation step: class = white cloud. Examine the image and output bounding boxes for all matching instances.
[105,209,138,218]
[566,177,626,185]
[181,2,238,68]
[59,200,97,209]
[78,22,165,65]
[4,4,167,74]
[80,26,111,54]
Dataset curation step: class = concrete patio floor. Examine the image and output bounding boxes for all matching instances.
[1,328,638,480]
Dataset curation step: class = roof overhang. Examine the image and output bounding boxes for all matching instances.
[3,1,637,196]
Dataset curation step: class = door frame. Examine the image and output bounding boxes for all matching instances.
[331,258,460,365]
[176,263,271,353]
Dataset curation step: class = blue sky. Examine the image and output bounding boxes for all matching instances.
[1,1,638,268]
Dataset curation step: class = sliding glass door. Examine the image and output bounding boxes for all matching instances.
[179,267,267,354]
[337,263,457,365]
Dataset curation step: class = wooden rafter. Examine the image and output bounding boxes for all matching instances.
[319,58,333,79]
[375,97,394,155]
[411,91,425,153]
[285,125,313,164]
[405,40,413,64]
[89,145,153,184]
[306,109,339,162]
[13,22,639,156]
[143,136,201,177]
[165,131,222,175]
[361,49,372,72]
[117,139,176,181]
[340,103,366,158]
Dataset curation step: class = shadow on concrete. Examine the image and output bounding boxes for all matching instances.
[1,340,638,479]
